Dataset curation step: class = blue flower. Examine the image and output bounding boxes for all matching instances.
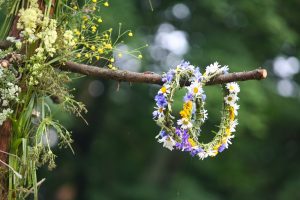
[194,67,202,81]
[218,144,226,152]
[155,93,168,107]
[190,147,203,157]
[180,60,190,68]
[162,70,175,83]
[202,94,206,101]
[160,130,168,138]
[184,92,193,102]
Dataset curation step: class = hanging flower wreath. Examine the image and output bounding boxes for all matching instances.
[153,61,240,160]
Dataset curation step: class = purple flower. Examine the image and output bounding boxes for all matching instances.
[194,67,202,81]
[180,60,190,68]
[184,93,193,102]
[162,70,175,83]
[175,128,182,136]
[218,144,226,152]
[160,130,168,137]
[155,93,167,107]
[190,147,203,157]
[152,110,158,119]
[202,94,206,101]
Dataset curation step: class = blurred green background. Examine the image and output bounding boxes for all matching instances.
[26,0,300,199]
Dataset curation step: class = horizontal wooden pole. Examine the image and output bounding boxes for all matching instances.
[59,61,267,86]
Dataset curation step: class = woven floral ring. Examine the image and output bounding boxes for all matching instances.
[153,61,240,160]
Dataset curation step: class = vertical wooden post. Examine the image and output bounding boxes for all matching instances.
[0,0,56,199]
[0,120,12,200]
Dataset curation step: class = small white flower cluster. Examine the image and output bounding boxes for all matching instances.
[224,82,240,106]
[36,19,58,57]
[63,30,76,48]
[6,37,22,50]
[17,1,43,42]
[17,0,59,57]
[28,61,44,86]
[203,62,229,80]
[0,68,21,125]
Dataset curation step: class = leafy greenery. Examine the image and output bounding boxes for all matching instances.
[37,0,300,199]
[1,0,300,199]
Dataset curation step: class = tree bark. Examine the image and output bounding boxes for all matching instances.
[0,1,55,198]
[0,120,12,200]
[61,61,267,86]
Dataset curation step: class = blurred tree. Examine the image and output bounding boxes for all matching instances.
[3,0,296,199]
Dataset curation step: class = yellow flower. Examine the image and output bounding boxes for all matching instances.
[180,110,188,118]
[74,29,80,35]
[188,138,197,147]
[85,53,90,58]
[118,53,123,58]
[96,56,100,60]
[97,18,103,23]
[92,0,97,3]
[138,54,143,59]
[229,106,235,121]
[91,26,97,32]
[105,43,112,49]
[90,45,96,51]
[104,2,109,7]
[184,101,193,111]
[128,32,133,37]
[160,86,167,94]
[76,53,81,58]
[83,16,88,21]
[98,48,104,54]
[110,58,115,62]
[73,6,78,10]
[82,25,86,29]
[225,128,231,136]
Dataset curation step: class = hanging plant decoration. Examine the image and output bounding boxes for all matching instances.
[153,61,240,159]
[0,0,267,199]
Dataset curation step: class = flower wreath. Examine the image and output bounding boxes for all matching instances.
[153,61,240,160]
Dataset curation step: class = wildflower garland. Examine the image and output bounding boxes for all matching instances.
[0,0,145,198]
[153,61,240,159]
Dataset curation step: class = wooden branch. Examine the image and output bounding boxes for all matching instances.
[60,61,267,85]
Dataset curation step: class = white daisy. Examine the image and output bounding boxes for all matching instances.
[201,109,208,122]
[224,94,239,106]
[226,82,240,93]
[205,62,220,74]
[231,103,240,116]
[221,65,229,73]
[229,119,239,132]
[152,107,165,119]
[158,136,176,151]
[177,118,193,129]
[206,148,218,157]
[158,84,170,95]
[198,151,208,160]
[223,135,235,148]
[188,81,203,96]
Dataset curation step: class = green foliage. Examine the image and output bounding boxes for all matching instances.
[38,0,300,199]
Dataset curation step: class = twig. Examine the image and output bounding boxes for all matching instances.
[59,61,267,86]
[24,178,46,198]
